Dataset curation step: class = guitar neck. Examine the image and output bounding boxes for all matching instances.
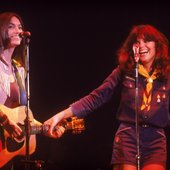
[30,125,44,134]
[29,122,71,135]
[42,120,75,133]
[22,117,84,135]
[18,117,85,134]
[19,124,43,135]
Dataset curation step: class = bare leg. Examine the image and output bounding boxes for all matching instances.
[142,164,165,170]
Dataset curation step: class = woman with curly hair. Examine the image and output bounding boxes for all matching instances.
[44,24,170,170]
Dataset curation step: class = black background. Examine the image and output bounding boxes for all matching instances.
[1,0,170,170]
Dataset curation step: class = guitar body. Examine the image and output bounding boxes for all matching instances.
[0,105,36,168]
[0,104,85,168]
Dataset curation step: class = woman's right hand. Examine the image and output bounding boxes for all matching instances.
[43,114,65,139]
[43,107,74,139]
[2,117,22,139]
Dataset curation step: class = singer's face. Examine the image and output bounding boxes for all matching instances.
[134,38,156,66]
[7,16,23,48]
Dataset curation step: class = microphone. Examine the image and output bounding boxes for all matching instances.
[133,44,139,63]
[19,31,31,38]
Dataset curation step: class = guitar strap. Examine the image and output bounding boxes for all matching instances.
[12,60,27,106]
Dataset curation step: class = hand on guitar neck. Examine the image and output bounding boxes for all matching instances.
[43,116,85,139]
[15,116,85,141]
[0,104,85,168]
[0,104,85,140]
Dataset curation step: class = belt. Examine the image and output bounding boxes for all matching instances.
[139,123,161,128]
[122,122,160,129]
[139,123,150,128]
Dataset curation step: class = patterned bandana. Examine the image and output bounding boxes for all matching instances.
[138,64,158,111]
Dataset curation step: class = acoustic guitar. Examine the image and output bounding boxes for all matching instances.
[0,104,85,168]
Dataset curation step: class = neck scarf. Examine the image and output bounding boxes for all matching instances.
[138,64,158,111]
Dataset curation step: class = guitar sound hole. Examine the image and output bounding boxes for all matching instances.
[6,138,24,152]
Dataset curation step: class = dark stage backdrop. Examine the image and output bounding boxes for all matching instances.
[1,1,170,170]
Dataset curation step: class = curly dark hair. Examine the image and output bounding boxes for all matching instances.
[117,24,170,78]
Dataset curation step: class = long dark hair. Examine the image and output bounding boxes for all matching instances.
[0,12,26,67]
[117,24,170,78]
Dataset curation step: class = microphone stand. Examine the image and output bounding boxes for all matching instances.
[23,35,31,170]
[134,53,140,170]
[22,35,44,170]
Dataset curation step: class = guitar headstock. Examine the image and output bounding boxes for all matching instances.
[58,116,85,134]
